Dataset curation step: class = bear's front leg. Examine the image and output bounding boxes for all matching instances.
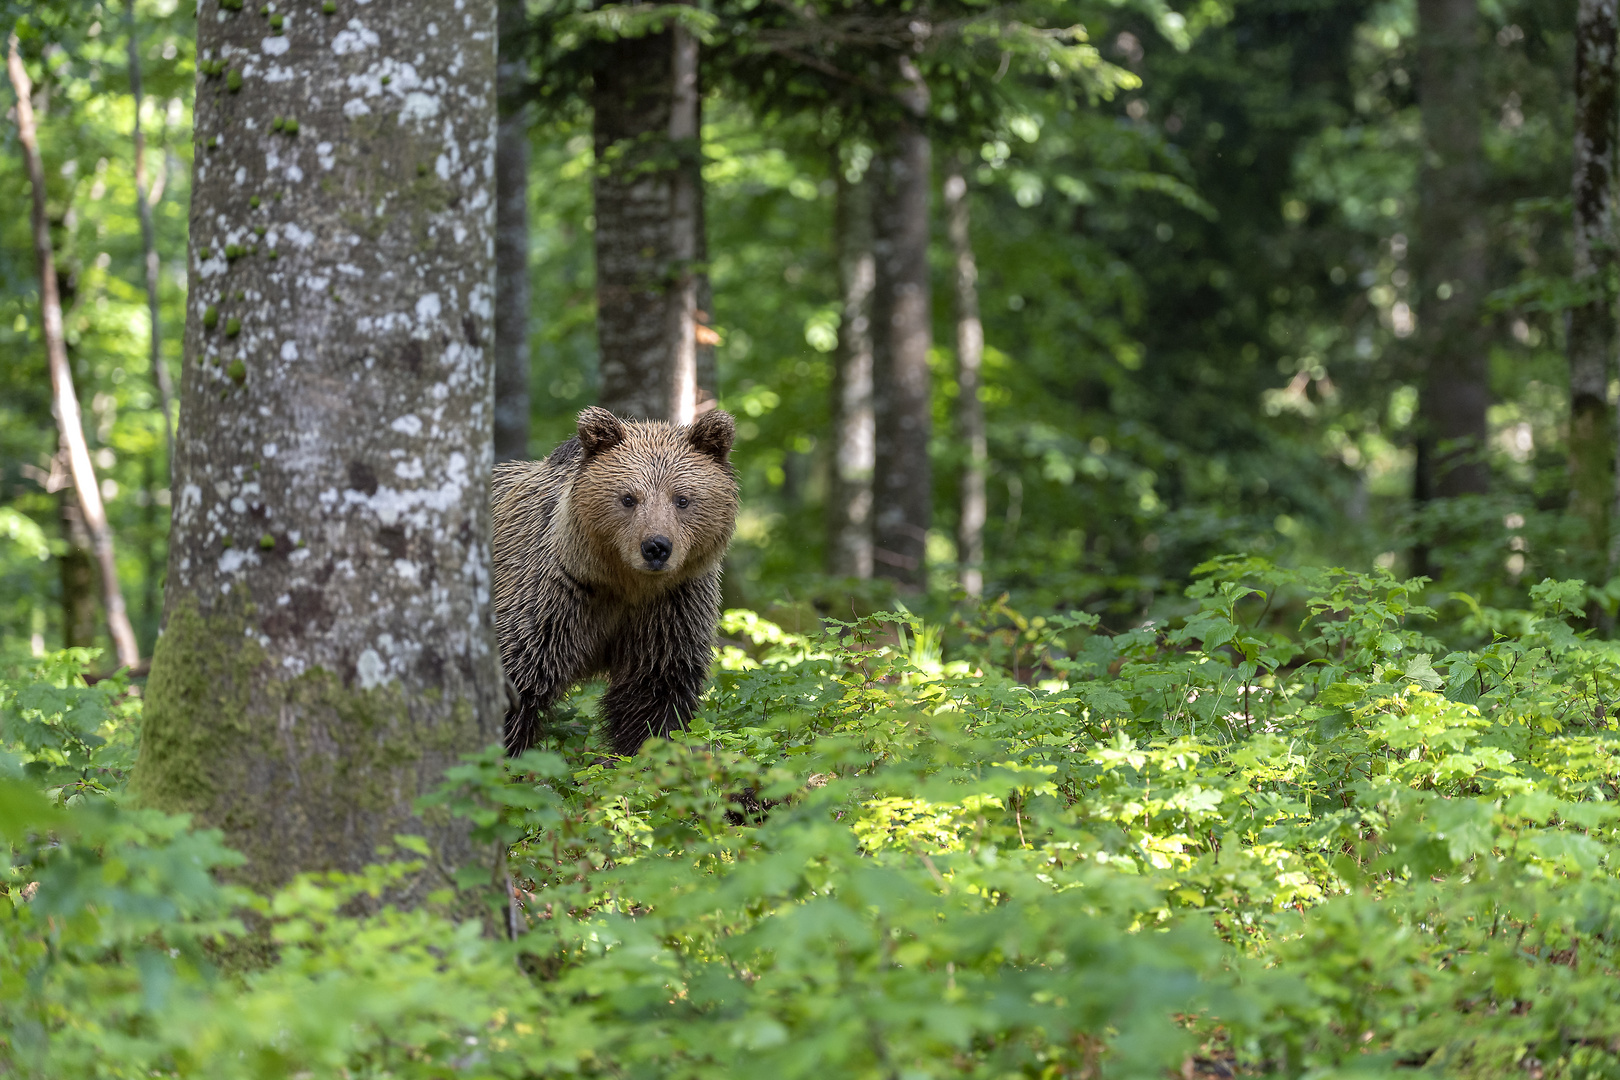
[501,571,595,756]
[600,575,720,757]
[505,683,553,758]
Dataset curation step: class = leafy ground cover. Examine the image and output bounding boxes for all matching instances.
[8,559,1620,1077]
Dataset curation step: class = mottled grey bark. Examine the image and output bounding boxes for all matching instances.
[1413,0,1489,504]
[133,1,502,901]
[494,0,532,462]
[944,154,986,598]
[10,32,142,670]
[125,1,177,473]
[827,158,875,578]
[1570,0,1620,572]
[870,64,933,589]
[592,22,710,423]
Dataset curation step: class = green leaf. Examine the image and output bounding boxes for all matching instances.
[1318,682,1365,706]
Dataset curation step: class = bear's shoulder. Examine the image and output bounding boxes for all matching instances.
[493,437,584,502]
[545,436,583,469]
[492,458,545,503]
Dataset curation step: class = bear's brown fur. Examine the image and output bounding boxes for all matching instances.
[492,406,738,757]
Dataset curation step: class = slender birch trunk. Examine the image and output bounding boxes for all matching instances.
[944,153,986,598]
[666,23,701,424]
[827,154,875,578]
[10,32,142,670]
[132,1,501,900]
[495,0,532,462]
[592,19,709,423]
[125,0,176,473]
[696,201,717,407]
[870,61,933,589]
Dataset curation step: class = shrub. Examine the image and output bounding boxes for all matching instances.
[8,559,1620,1076]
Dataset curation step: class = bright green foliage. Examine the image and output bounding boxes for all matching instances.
[12,563,1620,1074]
[0,0,1597,659]
[1,3,194,655]
[502,0,1582,617]
[0,650,139,798]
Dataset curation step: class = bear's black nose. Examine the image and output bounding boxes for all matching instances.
[641,535,673,568]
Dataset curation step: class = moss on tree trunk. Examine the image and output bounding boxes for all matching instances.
[134,0,501,903]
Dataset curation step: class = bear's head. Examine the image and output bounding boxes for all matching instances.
[571,406,738,589]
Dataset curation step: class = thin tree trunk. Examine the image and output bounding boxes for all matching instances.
[132,3,501,901]
[827,154,875,578]
[1571,0,1620,574]
[149,147,171,206]
[592,20,709,423]
[871,62,933,589]
[667,22,701,425]
[696,196,718,408]
[142,451,159,651]
[125,0,176,474]
[59,491,97,650]
[944,153,986,598]
[494,0,531,463]
[1413,0,1489,513]
[10,32,142,670]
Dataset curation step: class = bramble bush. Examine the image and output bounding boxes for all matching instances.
[9,558,1620,1076]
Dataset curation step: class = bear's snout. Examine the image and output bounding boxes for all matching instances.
[640,535,673,569]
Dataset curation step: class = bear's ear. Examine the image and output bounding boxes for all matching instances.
[577,407,627,457]
[688,409,735,464]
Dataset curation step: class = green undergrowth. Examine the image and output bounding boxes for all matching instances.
[9,558,1620,1076]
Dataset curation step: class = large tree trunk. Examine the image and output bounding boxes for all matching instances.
[9,32,142,671]
[944,154,986,599]
[827,156,876,578]
[494,0,532,463]
[592,21,710,423]
[125,0,176,474]
[1573,0,1618,574]
[870,67,933,589]
[1413,0,1489,508]
[132,2,501,902]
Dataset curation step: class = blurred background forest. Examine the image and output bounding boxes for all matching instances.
[0,0,1596,661]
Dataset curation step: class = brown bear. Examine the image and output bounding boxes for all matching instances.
[491,406,738,757]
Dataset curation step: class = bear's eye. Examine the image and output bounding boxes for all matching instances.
[620,494,637,508]
[674,495,690,510]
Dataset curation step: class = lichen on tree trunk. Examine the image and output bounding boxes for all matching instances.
[133,0,502,902]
